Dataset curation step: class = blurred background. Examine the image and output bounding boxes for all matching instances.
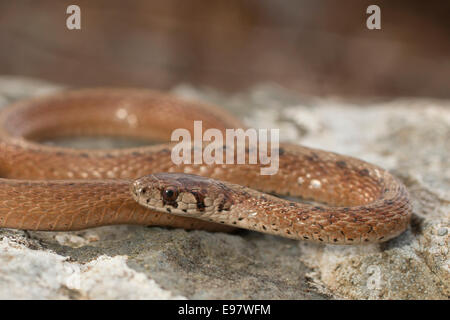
[0,0,449,98]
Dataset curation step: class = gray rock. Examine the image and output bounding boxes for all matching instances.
[0,77,448,299]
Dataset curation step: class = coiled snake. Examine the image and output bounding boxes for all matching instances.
[0,89,411,244]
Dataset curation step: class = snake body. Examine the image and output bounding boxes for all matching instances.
[0,89,412,244]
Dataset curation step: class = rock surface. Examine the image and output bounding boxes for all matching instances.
[0,76,448,299]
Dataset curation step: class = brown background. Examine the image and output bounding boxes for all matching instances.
[0,0,449,98]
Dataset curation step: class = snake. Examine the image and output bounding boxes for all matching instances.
[0,88,412,244]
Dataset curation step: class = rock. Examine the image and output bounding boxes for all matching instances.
[0,77,448,299]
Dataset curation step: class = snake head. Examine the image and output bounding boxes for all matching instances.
[131,173,234,217]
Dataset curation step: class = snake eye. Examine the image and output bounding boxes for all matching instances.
[162,187,178,202]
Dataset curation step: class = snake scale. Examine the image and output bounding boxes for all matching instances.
[0,89,412,244]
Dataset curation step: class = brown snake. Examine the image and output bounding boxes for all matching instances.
[0,88,412,244]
